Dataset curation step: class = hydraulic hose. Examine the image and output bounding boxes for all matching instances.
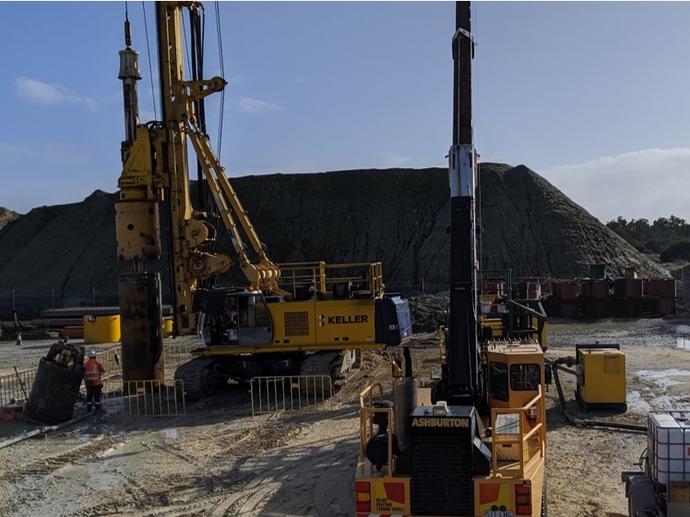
[548,359,646,434]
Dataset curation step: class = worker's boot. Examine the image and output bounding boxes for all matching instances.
[86,404,92,413]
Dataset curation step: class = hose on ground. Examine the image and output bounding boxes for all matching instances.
[548,360,646,434]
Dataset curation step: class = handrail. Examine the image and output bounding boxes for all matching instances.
[490,386,545,479]
[277,261,384,296]
[522,422,543,442]
[359,382,385,408]
[358,383,393,477]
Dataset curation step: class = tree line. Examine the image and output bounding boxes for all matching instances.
[606,215,690,262]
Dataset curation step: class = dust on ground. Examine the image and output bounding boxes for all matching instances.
[2,319,690,516]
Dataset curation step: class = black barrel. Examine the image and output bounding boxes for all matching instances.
[119,272,164,383]
[25,359,84,424]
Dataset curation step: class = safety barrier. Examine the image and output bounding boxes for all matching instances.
[250,375,333,416]
[0,368,35,406]
[0,340,195,409]
[162,340,197,383]
[103,379,186,417]
[96,346,121,380]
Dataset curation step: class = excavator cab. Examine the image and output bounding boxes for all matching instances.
[195,289,273,347]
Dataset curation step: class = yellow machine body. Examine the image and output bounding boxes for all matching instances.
[190,260,412,360]
[477,342,546,517]
[195,297,379,356]
[355,342,546,517]
[480,313,548,351]
[576,345,626,409]
[83,315,121,344]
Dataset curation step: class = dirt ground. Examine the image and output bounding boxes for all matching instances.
[2,318,690,517]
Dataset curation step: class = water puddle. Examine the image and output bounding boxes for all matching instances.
[627,390,651,413]
[637,369,690,390]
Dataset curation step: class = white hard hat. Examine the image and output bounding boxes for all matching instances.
[88,350,97,358]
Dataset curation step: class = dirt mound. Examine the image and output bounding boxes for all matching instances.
[409,293,449,333]
[478,164,666,279]
[0,208,18,231]
[0,164,667,313]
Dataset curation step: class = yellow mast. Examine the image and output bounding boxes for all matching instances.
[117,1,281,338]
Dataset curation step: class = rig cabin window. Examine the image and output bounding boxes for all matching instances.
[510,363,541,391]
[489,362,509,401]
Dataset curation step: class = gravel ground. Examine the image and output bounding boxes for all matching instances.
[1,320,690,516]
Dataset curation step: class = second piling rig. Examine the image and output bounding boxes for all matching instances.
[354,3,547,516]
[115,2,412,399]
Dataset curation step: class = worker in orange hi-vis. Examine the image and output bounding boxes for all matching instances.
[84,350,105,412]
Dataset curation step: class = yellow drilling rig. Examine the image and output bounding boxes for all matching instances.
[115,2,411,399]
[354,3,547,516]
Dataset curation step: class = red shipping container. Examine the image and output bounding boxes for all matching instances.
[613,278,643,299]
[659,297,676,315]
[561,281,581,302]
[647,279,676,298]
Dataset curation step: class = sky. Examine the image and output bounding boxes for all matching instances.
[1,2,690,222]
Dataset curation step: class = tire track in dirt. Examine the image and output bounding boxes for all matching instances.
[70,417,309,517]
[0,434,126,517]
[0,434,122,482]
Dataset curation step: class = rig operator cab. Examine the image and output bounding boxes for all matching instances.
[354,2,547,515]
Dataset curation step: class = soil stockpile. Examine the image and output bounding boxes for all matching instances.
[0,164,667,313]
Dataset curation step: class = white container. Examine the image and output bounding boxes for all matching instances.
[648,412,690,484]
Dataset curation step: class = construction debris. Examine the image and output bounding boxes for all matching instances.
[24,338,85,424]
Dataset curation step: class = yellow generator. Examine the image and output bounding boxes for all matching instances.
[575,344,626,411]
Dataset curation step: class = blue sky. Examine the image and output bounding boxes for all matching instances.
[2,2,690,221]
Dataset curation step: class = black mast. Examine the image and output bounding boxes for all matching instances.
[446,1,481,403]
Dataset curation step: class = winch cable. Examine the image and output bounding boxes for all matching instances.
[141,1,158,120]
[548,359,646,434]
[214,0,226,159]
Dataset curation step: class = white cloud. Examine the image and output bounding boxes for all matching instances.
[15,77,96,110]
[238,97,283,113]
[541,148,690,222]
[378,151,411,168]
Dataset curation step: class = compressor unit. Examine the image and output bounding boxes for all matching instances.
[575,343,626,412]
